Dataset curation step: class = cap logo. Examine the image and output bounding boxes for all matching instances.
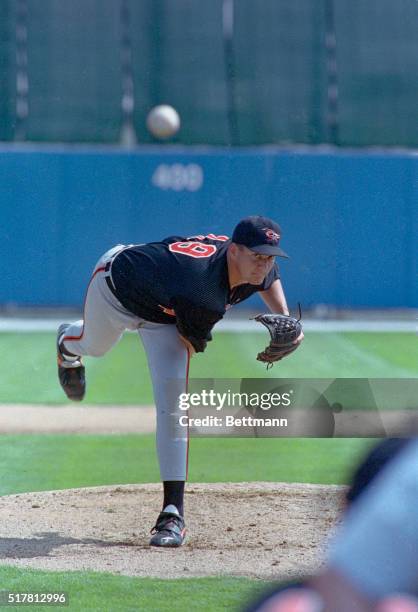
[263,228,280,243]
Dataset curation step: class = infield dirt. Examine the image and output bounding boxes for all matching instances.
[0,405,346,579]
[0,482,345,579]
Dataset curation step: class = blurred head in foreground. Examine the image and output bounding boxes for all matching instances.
[245,438,418,612]
[345,438,412,506]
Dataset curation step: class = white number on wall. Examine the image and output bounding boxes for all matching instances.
[151,164,204,192]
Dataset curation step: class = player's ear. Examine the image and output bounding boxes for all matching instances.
[229,242,242,258]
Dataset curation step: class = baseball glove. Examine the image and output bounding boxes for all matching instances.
[253,309,303,368]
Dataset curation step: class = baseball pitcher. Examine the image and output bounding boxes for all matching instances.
[56,215,304,547]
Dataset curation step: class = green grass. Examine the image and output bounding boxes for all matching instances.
[0,566,267,611]
[0,434,371,496]
[0,433,370,612]
[1,331,417,404]
[0,329,410,609]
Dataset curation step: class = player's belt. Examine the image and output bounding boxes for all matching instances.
[104,260,119,298]
[103,244,134,298]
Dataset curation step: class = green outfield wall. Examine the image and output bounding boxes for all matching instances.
[1,0,418,147]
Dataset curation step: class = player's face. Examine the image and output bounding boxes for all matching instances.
[235,245,275,284]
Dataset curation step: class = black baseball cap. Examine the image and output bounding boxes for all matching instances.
[231,215,289,258]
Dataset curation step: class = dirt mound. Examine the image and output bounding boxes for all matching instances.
[0,482,346,580]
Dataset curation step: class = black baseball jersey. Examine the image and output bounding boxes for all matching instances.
[110,234,279,352]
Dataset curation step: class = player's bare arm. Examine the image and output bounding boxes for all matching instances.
[259,278,289,315]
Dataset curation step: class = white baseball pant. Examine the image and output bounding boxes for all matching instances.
[61,246,190,481]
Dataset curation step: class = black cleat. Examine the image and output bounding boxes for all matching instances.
[57,323,85,402]
[150,505,186,548]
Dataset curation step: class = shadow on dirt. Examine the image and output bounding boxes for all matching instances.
[0,532,138,559]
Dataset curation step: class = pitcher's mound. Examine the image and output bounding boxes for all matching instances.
[0,483,346,579]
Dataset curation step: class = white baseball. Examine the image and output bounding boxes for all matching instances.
[146,105,181,139]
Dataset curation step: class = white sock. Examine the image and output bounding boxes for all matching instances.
[59,336,80,362]
[163,504,179,515]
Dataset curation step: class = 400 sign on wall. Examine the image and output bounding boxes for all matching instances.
[152,164,204,192]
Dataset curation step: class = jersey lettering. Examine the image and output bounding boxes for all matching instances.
[169,241,217,258]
